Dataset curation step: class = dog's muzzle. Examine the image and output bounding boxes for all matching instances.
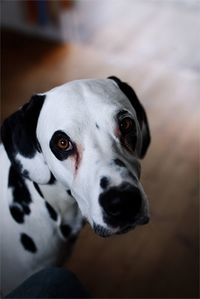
[98,182,149,233]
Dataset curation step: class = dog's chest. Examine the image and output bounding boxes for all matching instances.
[4,171,82,253]
[1,204,75,296]
[3,173,81,244]
[1,146,83,294]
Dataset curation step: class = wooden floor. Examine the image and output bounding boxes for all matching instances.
[1,1,199,298]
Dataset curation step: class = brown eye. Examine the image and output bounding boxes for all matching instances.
[119,117,134,134]
[56,138,70,150]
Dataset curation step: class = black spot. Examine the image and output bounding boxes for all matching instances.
[1,95,46,176]
[128,171,136,181]
[100,177,109,189]
[9,205,24,224]
[22,205,31,214]
[60,224,72,239]
[114,159,126,168]
[67,189,72,196]
[45,201,58,221]
[96,123,100,129]
[23,170,29,179]
[33,182,44,198]
[20,233,37,253]
[48,172,56,185]
[8,165,32,223]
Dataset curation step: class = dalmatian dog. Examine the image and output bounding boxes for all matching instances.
[0,77,150,296]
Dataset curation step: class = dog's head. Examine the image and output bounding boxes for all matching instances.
[1,77,150,237]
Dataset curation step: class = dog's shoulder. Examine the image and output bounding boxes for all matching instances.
[1,141,83,241]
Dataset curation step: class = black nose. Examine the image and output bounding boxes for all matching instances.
[99,183,142,226]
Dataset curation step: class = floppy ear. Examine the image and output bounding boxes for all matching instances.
[108,76,151,158]
[1,94,51,184]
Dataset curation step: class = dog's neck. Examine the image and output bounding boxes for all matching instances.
[37,179,83,227]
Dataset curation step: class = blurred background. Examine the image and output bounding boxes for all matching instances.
[1,0,199,298]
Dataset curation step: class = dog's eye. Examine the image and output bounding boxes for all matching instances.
[119,117,134,134]
[50,131,75,160]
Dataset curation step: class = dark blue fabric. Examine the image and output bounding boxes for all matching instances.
[6,267,90,298]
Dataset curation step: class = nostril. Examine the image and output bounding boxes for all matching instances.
[106,196,122,216]
[100,177,109,189]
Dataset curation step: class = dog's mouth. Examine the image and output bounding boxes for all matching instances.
[93,216,149,238]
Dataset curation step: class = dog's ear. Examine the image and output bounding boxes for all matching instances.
[108,76,151,158]
[1,94,51,184]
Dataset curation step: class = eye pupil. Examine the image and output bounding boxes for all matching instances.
[120,117,133,133]
[57,138,69,150]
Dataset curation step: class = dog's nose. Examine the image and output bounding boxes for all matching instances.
[99,183,142,225]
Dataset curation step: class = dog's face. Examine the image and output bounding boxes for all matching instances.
[1,77,150,237]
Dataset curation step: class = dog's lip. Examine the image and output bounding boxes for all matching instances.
[116,216,150,234]
[94,224,135,237]
[116,225,136,234]
[137,215,150,225]
[93,216,150,237]
[93,223,114,237]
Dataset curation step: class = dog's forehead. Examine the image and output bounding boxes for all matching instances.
[46,79,130,111]
[37,79,134,140]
